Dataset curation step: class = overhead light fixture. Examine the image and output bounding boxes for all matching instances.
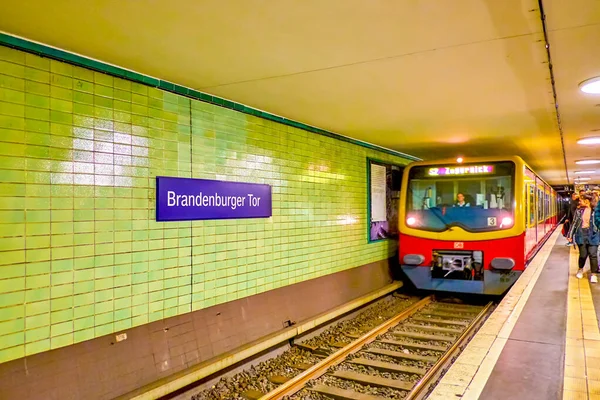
[577,136,600,145]
[575,177,591,181]
[456,157,464,163]
[574,170,596,174]
[580,76,600,94]
[576,159,600,165]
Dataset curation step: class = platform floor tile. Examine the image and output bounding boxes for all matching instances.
[561,245,600,400]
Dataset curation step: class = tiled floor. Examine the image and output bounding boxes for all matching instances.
[563,245,600,400]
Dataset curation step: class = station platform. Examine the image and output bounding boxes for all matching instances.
[429,226,599,400]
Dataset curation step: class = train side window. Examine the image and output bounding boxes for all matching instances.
[537,187,544,222]
[368,158,404,242]
[529,184,536,226]
[524,181,528,227]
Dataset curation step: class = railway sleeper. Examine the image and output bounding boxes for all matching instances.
[411,316,469,326]
[241,389,264,400]
[310,384,387,400]
[332,370,414,391]
[345,332,363,340]
[433,302,482,310]
[392,331,455,342]
[430,305,481,314]
[295,343,319,352]
[364,347,438,362]
[403,323,463,334]
[330,341,350,348]
[349,357,427,375]
[267,375,290,385]
[377,338,447,352]
[291,362,315,371]
[295,343,331,356]
[420,311,474,319]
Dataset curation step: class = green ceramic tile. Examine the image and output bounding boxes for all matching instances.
[93,71,113,87]
[0,101,25,117]
[25,339,49,356]
[0,344,24,363]
[73,328,94,343]
[50,332,73,349]
[50,74,72,90]
[50,60,73,77]
[72,66,93,82]
[24,67,49,84]
[24,53,49,71]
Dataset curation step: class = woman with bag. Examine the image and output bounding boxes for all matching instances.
[569,195,600,282]
[565,192,579,246]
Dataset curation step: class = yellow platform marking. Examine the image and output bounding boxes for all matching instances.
[427,228,561,400]
[562,245,600,400]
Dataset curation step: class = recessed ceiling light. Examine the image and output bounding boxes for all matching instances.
[574,170,596,174]
[580,76,600,94]
[577,136,600,145]
[576,159,600,165]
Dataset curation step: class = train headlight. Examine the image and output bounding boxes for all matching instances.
[406,217,417,226]
[501,217,513,227]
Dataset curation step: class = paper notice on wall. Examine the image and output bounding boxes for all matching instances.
[371,164,387,222]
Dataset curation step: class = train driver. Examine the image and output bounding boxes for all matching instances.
[455,193,470,207]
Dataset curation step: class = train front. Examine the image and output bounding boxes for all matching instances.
[398,159,523,295]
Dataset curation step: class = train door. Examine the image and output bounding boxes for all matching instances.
[536,179,545,242]
[525,168,537,255]
[548,191,552,227]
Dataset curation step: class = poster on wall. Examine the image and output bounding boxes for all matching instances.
[370,164,387,222]
[156,177,272,221]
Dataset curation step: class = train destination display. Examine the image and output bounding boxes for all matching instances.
[428,165,494,176]
[156,176,272,221]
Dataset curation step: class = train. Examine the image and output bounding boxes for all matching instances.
[398,156,562,295]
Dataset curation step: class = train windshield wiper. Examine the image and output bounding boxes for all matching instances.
[427,207,452,231]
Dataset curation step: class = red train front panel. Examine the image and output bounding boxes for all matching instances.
[399,233,526,295]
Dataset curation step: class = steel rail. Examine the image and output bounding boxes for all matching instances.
[258,295,434,400]
[404,301,494,400]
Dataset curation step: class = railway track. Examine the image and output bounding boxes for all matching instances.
[256,296,493,400]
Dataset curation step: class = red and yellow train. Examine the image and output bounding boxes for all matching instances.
[398,156,562,295]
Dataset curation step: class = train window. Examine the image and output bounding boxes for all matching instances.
[524,182,528,227]
[405,161,515,232]
[368,159,404,242]
[537,187,544,222]
[529,184,536,226]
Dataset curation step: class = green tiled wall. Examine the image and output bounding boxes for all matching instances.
[0,44,413,364]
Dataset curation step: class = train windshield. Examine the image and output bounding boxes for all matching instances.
[406,161,515,232]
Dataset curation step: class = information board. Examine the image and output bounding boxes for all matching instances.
[370,164,387,222]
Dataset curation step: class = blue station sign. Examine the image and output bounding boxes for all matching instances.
[156,177,272,221]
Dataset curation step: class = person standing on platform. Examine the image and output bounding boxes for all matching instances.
[569,195,600,282]
[565,192,580,246]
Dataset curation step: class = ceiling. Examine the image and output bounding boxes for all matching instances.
[0,0,599,185]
